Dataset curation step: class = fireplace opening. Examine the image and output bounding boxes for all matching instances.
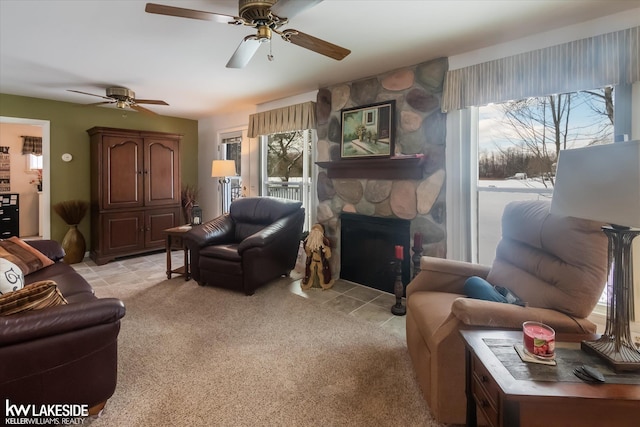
[340,212,410,294]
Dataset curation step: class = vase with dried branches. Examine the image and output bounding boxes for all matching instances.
[53,200,89,264]
[181,184,199,225]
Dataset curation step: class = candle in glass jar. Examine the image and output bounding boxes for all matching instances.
[395,245,403,260]
[522,321,555,358]
[414,232,423,248]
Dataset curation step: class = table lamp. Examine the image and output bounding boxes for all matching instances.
[211,159,237,215]
[550,140,640,371]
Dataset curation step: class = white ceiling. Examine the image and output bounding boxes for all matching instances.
[1,0,639,120]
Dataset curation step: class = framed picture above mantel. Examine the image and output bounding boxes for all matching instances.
[340,100,395,159]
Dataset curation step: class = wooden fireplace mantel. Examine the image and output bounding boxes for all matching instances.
[316,156,425,180]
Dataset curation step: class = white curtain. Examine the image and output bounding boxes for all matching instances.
[442,26,640,112]
[247,101,316,138]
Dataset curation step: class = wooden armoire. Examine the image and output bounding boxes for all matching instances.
[87,127,182,265]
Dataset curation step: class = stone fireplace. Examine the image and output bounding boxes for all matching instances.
[314,57,448,290]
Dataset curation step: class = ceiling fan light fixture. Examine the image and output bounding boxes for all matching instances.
[256,25,272,42]
[116,100,128,109]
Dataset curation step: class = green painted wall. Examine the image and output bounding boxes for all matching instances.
[0,93,198,245]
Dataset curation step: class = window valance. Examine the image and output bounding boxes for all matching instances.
[247,101,316,138]
[442,26,639,112]
[21,136,42,155]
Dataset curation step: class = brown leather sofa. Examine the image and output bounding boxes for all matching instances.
[406,200,608,425]
[0,240,126,415]
[184,197,305,295]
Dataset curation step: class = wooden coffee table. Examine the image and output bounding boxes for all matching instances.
[460,329,640,427]
[163,225,192,280]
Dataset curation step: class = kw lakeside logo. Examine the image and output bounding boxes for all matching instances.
[4,400,88,425]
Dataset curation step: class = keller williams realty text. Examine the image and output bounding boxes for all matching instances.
[5,400,88,424]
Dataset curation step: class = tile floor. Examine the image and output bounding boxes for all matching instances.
[72,250,408,341]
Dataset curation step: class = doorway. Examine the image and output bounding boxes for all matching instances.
[0,116,50,239]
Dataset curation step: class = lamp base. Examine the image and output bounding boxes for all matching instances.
[581,336,640,372]
[219,177,231,214]
[585,226,640,372]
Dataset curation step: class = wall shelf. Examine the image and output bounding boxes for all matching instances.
[316,156,425,180]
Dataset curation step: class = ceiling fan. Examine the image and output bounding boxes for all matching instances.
[145,0,351,68]
[67,87,169,115]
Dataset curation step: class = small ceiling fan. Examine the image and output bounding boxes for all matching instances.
[67,87,169,115]
[145,0,351,68]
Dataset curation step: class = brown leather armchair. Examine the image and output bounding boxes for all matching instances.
[184,197,305,295]
[405,200,608,424]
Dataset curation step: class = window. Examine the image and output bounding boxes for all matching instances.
[260,130,314,230]
[477,86,615,265]
[443,26,639,337]
[26,154,42,171]
[474,85,640,331]
[222,134,242,203]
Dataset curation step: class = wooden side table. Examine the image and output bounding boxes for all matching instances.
[163,225,192,280]
[460,329,640,427]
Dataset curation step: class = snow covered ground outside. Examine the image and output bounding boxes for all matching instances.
[478,177,553,189]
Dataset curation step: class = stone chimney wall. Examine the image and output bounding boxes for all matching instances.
[315,57,449,279]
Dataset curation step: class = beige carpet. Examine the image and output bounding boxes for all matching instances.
[87,276,442,427]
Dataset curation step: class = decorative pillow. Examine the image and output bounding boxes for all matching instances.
[0,237,54,275]
[0,258,24,295]
[0,280,67,316]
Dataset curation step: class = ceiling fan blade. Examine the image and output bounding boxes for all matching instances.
[133,99,169,106]
[226,37,262,69]
[271,0,323,18]
[131,104,158,115]
[281,30,350,61]
[67,89,112,100]
[145,3,236,24]
[85,101,114,107]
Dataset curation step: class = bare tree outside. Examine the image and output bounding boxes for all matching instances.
[264,130,312,206]
[479,87,614,185]
[266,131,305,181]
[583,86,614,125]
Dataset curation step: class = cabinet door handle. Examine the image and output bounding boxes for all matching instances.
[481,399,490,408]
[146,227,151,231]
[481,375,489,383]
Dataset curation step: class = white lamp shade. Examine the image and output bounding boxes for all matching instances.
[550,140,640,228]
[211,159,237,178]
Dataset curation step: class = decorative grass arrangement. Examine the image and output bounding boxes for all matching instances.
[53,200,89,225]
[181,184,198,208]
[181,184,199,224]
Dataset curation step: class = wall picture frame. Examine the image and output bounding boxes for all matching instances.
[340,100,395,159]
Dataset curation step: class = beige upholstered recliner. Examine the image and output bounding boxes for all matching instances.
[405,200,608,425]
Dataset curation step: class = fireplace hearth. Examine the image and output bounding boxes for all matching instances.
[340,213,410,294]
